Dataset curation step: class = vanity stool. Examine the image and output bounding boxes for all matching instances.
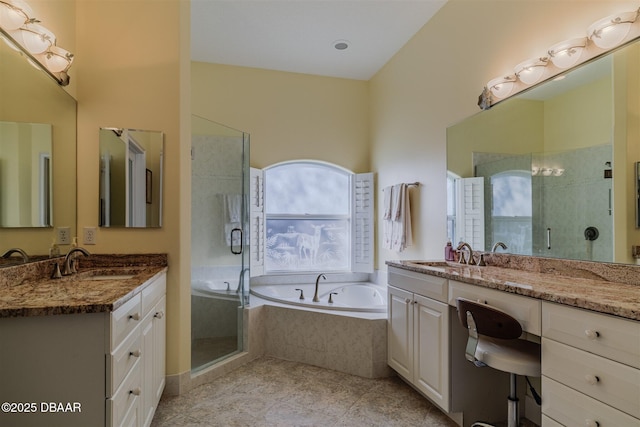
[456,297,541,427]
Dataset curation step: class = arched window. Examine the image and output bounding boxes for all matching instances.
[254,161,373,274]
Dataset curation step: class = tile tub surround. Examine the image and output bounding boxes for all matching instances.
[0,253,168,317]
[387,254,640,320]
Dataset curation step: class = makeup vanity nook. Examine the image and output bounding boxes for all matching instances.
[386,258,640,427]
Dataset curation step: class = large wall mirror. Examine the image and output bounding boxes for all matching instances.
[0,33,77,262]
[99,128,164,228]
[447,37,640,265]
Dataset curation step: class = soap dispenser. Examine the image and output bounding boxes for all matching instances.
[444,240,454,261]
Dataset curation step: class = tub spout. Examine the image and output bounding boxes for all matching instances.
[313,274,326,302]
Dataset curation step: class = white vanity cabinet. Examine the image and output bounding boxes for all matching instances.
[541,302,640,426]
[387,266,450,411]
[107,272,166,427]
[0,271,166,427]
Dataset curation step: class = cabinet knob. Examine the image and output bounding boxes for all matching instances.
[585,419,600,427]
[405,298,411,304]
[584,374,600,385]
[129,387,141,396]
[154,311,164,319]
[584,329,600,340]
[129,312,141,321]
[129,349,142,358]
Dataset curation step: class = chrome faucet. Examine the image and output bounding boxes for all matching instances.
[1,248,29,263]
[62,247,90,276]
[456,242,476,265]
[491,241,508,252]
[236,267,250,293]
[313,273,326,302]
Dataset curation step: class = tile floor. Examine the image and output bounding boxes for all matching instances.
[151,357,458,427]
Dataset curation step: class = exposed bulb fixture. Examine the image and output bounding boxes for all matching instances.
[514,57,549,85]
[548,37,587,69]
[588,9,639,49]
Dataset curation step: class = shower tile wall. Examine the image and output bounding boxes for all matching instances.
[534,144,613,262]
[191,134,244,268]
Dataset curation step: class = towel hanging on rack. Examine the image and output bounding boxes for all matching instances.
[382,182,417,252]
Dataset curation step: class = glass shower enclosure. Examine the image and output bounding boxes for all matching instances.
[191,115,250,372]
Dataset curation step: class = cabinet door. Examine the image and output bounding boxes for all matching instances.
[414,294,450,411]
[152,296,166,405]
[141,296,166,427]
[388,285,414,380]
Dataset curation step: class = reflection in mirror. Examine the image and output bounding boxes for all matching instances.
[0,121,52,227]
[0,25,77,262]
[99,128,164,228]
[447,39,640,264]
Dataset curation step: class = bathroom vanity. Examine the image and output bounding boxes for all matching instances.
[386,257,640,427]
[0,255,167,427]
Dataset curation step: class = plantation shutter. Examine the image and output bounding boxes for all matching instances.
[249,167,264,277]
[455,177,484,250]
[352,172,374,273]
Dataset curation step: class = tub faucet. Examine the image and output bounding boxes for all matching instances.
[313,274,326,302]
[236,268,250,294]
[62,247,90,276]
[491,241,508,252]
[456,242,476,265]
[1,248,29,263]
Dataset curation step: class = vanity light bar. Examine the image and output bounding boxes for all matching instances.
[479,7,640,109]
[0,0,74,85]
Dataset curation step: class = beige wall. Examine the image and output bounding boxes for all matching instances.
[191,62,370,172]
[370,0,637,269]
[74,0,191,376]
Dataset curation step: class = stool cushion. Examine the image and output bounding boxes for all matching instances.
[475,336,541,377]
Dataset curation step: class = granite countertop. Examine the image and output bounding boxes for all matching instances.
[0,254,168,318]
[387,259,640,321]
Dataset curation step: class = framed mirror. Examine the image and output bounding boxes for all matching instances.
[447,38,640,264]
[0,31,77,261]
[99,128,164,228]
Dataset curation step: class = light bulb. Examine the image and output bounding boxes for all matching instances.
[11,22,55,54]
[42,45,73,72]
[548,37,587,69]
[0,0,32,31]
[487,75,516,99]
[588,10,638,49]
[514,58,548,85]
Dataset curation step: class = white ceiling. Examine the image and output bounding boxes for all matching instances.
[191,0,447,81]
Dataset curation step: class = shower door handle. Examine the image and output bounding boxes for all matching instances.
[230,228,243,255]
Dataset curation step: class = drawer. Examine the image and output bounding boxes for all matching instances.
[107,328,143,396]
[542,338,640,418]
[141,274,166,317]
[448,280,541,335]
[111,294,142,349]
[107,362,141,427]
[541,415,563,427]
[542,301,640,369]
[542,376,639,427]
[388,266,448,303]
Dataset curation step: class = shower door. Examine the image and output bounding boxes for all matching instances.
[191,115,250,372]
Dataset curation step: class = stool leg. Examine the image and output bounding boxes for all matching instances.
[507,373,519,427]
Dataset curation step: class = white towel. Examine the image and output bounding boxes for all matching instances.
[382,186,393,220]
[223,194,242,246]
[390,184,413,252]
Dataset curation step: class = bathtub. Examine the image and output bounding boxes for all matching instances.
[250,282,387,313]
[191,279,243,301]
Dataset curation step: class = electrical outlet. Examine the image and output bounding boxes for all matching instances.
[83,227,97,245]
[57,227,71,245]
